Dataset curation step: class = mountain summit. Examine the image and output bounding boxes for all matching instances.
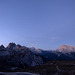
[56,44,75,53]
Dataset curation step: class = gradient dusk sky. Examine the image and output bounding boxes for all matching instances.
[0,0,75,50]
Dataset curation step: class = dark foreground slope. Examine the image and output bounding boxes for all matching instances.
[25,61,75,75]
[1,61,75,75]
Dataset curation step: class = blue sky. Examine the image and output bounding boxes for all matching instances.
[0,0,75,50]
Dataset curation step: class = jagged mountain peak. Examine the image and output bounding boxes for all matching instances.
[7,42,16,49]
[0,45,5,48]
[0,45,5,50]
[7,43,29,51]
[56,44,75,53]
[29,47,43,54]
[30,47,36,50]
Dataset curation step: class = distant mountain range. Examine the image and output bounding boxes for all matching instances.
[29,44,75,61]
[0,43,75,71]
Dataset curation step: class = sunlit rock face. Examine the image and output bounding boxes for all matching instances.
[56,44,75,53]
[29,47,43,54]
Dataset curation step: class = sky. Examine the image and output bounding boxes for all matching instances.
[0,0,75,50]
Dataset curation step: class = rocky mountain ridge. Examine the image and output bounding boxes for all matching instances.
[0,43,43,71]
[29,44,75,61]
[0,43,75,71]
